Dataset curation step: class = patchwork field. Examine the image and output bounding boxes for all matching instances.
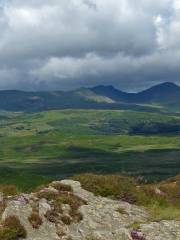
[0,109,180,191]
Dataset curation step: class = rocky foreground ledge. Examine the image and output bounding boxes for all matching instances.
[0,180,180,240]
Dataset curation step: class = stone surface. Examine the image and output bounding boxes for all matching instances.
[0,193,3,204]
[2,199,59,240]
[0,180,180,240]
[140,221,180,240]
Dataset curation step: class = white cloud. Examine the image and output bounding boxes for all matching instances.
[0,0,179,90]
[174,0,180,10]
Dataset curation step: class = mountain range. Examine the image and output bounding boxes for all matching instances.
[0,82,179,112]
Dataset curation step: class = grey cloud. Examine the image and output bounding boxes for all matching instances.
[83,0,97,10]
[0,0,179,91]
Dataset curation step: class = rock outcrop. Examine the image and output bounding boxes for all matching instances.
[0,180,180,240]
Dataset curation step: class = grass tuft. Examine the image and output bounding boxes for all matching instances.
[73,173,180,221]
[0,215,26,240]
[0,185,19,196]
[28,211,42,229]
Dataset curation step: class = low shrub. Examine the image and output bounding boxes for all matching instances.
[73,173,180,221]
[0,202,6,218]
[37,190,58,201]
[0,215,26,240]
[28,211,42,229]
[44,191,85,224]
[54,192,85,223]
[73,173,138,203]
[45,209,59,223]
[56,192,86,211]
[117,208,128,215]
[0,185,19,196]
[61,215,71,225]
[51,182,73,192]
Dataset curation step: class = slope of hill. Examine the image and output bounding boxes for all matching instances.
[0,176,179,240]
[0,82,179,112]
[72,87,115,103]
[0,89,126,112]
[90,82,180,108]
[135,82,180,104]
[0,109,180,190]
[91,85,133,102]
[0,90,102,112]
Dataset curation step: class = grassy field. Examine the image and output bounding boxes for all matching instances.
[0,109,179,191]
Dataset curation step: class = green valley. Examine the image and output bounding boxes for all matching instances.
[0,109,179,191]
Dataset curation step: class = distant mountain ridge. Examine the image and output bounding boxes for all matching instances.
[91,82,180,103]
[0,82,179,112]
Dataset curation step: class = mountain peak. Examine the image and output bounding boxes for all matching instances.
[91,84,127,95]
[90,85,129,102]
[157,82,179,88]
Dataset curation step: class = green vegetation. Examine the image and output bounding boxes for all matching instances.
[0,184,19,196]
[28,211,42,229]
[0,109,179,190]
[73,174,180,221]
[36,182,85,225]
[0,107,179,222]
[1,109,180,136]
[0,82,179,113]
[0,216,27,240]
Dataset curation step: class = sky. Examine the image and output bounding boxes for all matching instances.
[0,0,180,92]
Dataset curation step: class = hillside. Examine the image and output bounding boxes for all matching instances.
[0,109,180,190]
[0,82,179,112]
[0,175,179,240]
[91,82,180,110]
[1,109,180,136]
[135,82,180,103]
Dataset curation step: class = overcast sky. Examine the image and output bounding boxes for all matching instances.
[0,0,180,91]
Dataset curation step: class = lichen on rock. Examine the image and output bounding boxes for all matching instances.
[0,180,179,240]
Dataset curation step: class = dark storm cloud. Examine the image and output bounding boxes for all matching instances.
[0,0,179,91]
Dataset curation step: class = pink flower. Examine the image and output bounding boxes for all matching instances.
[131,230,146,240]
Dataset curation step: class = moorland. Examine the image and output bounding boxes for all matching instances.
[0,82,179,231]
[0,109,180,191]
[0,82,179,191]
